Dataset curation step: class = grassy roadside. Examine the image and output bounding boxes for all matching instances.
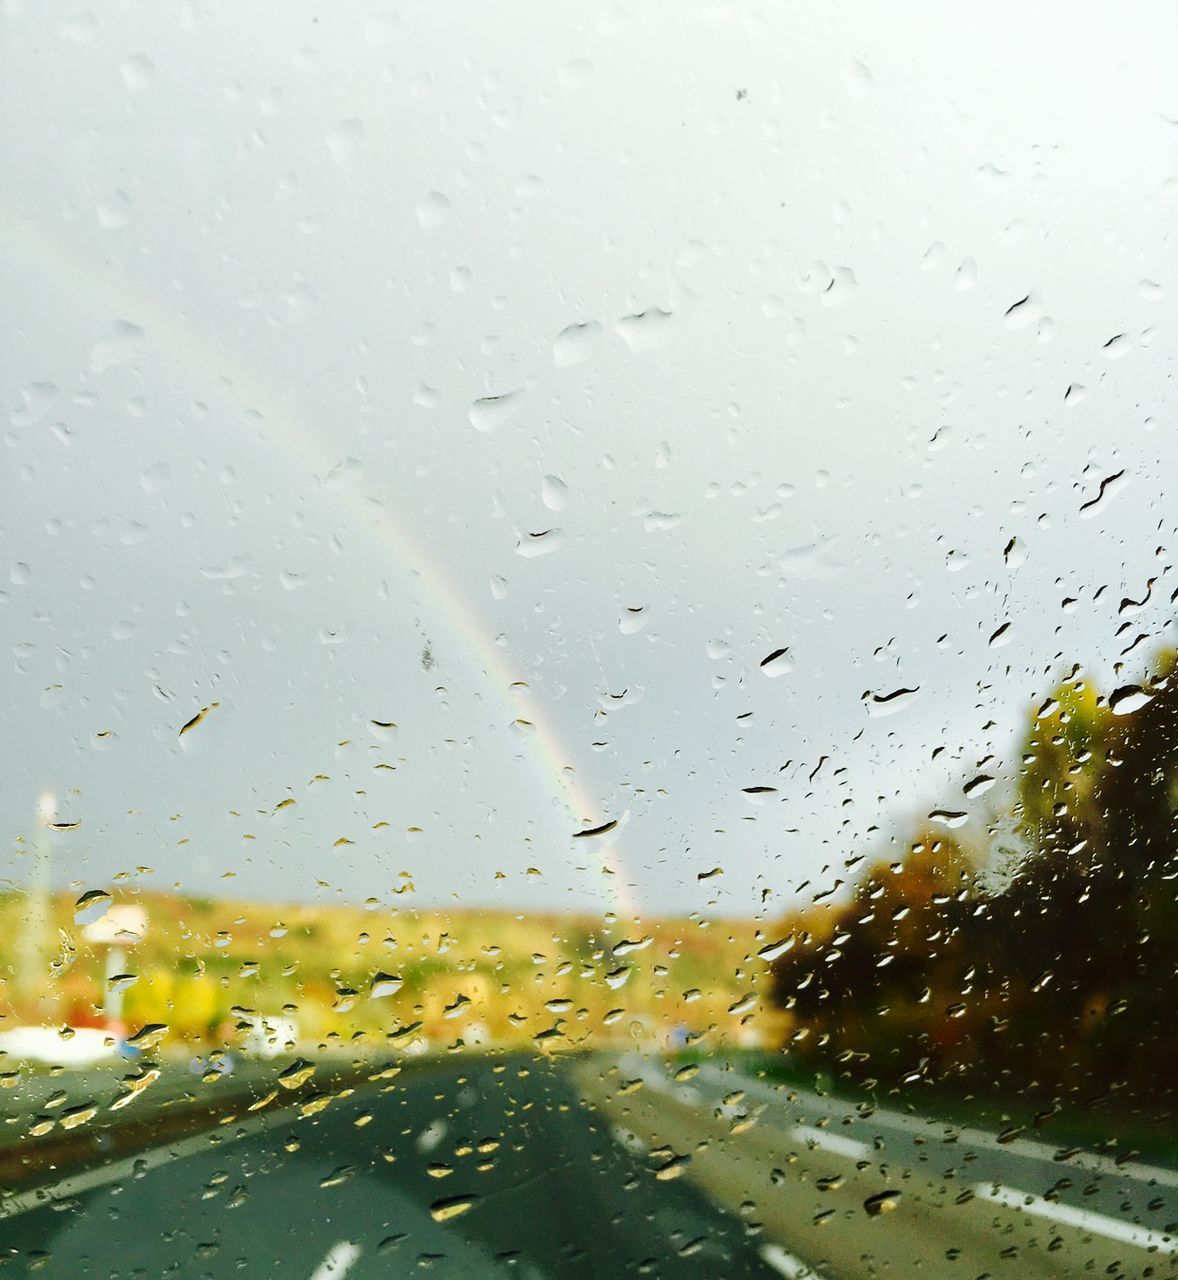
[679,1048,1178,1169]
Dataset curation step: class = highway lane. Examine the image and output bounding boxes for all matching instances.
[591,1054,1178,1280]
[4,1051,1175,1279]
[0,1055,781,1279]
[682,1058,1178,1240]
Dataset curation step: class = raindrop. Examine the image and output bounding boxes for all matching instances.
[988,622,1012,648]
[469,390,524,433]
[615,307,674,353]
[73,889,111,925]
[179,703,219,737]
[89,319,145,373]
[573,820,617,839]
[862,687,920,717]
[1109,685,1153,716]
[416,190,452,228]
[863,1190,902,1216]
[1079,470,1128,519]
[126,1024,168,1052]
[515,529,565,558]
[541,474,569,511]
[430,1194,477,1222]
[654,1154,691,1180]
[962,775,995,798]
[619,606,648,635]
[139,462,170,494]
[553,320,602,368]
[1003,294,1040,330]
[59,1103,98,1130]
[10,381,60,428]
[954,258,978,291]
[326,118,365,165]
[929,810,968,829]
[757,938,793,962]
[820,266,857,307]
[119,53,155,92]
[760,648,794,677]
[370,973,403,999]
[277,1059,315,1090]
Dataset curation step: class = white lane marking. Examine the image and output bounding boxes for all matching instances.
[697,1064,1178,1189]
[792,1124,870,1161]
[0,1104,281,1220]
[975,1182,1176,1255]
[760,1242,828,1278]
[309,1241,362,1280]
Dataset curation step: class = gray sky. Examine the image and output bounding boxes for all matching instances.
[2,0,1177,917]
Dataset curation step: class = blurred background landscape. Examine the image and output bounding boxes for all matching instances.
[3,644,1174,1168]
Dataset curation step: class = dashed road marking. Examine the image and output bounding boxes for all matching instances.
[975,1182,1176,1255]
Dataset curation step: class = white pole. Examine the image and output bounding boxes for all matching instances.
[16,791,53,1018]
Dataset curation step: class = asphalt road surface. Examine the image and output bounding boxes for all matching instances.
[2,1053,1175,1279]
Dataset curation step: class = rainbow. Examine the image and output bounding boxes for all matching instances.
[2,217,640,919]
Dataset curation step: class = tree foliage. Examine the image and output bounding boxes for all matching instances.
[769,649,1178,1109]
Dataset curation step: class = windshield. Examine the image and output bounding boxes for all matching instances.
[3,4,1177,1278]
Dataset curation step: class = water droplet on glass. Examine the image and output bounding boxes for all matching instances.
[863,687,920,717]
[326,117,365,165]
[1079,470,1128,519]
[119,53,155,92]
[619,606,647,635]
[863,1190,902,1216]
[760,647,794,677]
[430,1194,477,1223]
[73,889,111,925]
[954,257,978,291]
[515,528,565,558]
[615,307,674,353]
[89,319,145,373]
[416,190,452,229]
[1109,685,1153,716]
[469,390,524,433]
[1003,294,1041,330]
[277,1059,315,1089]
[10,381,60,428]
[541,473,569,511]
[179,703,219,737]
[928,809,968,829]
[553,320,602,367]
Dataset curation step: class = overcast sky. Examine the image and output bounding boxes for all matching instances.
[2,1,1177,918]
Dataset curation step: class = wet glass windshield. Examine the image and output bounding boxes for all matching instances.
[3,3,1177,1277]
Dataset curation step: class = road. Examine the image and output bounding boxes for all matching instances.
[1,1052,1174,1278]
